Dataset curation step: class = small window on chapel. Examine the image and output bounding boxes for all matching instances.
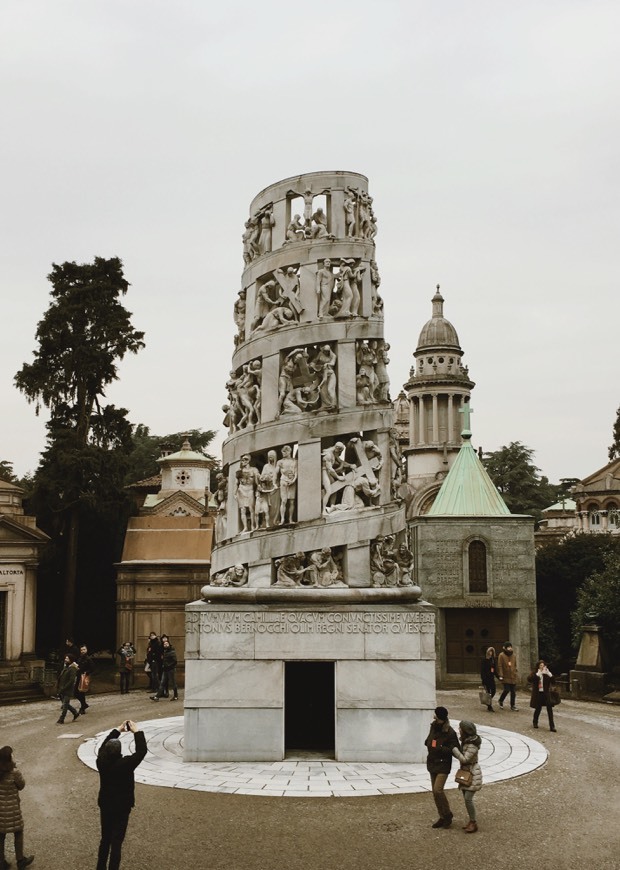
[468,540,487,593]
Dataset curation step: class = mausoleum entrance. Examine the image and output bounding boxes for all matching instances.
[285,661,335,754]
[445,608,509,674]
[0,592,6,659]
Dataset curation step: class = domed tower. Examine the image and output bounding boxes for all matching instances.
[402,286,475,516]
[185,172,435,763]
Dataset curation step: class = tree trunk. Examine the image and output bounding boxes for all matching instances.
[61,507,79,642]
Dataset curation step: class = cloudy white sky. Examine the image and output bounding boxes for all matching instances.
[2,0,618,484]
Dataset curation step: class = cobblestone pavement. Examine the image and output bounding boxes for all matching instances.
[77,716,548,797]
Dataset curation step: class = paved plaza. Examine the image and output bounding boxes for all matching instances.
[77,714,548,797]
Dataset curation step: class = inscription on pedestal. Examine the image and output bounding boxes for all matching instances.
[186,610,434,635]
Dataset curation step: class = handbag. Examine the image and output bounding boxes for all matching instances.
[479,686,492,706]
[549,689,561,706]
[455,767,473,787]
[78,673,90,693]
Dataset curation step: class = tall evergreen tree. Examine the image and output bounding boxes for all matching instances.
[482,441,561,518]
[15,257,145,642]
[609,404,620,461]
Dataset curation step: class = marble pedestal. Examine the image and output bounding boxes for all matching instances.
[184,597,435,762]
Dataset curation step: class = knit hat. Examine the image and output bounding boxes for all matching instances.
[459,720,478,737]
[434,706,449,721]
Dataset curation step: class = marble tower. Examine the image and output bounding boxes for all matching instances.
[184,172,435,761]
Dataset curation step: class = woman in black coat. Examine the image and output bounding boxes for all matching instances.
[527,659,557,731]
[480,647,497,712]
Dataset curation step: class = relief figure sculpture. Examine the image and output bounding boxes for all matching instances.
[235,453,260,532]
[316,258,336,318]
[276,444,297,525]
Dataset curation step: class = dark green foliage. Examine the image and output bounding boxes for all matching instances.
[609,404,620,461]
[483,441,563,519]
[536,533,620,668]
[0,461,17,483]
[572,551,620,665]
[15,257,144,645]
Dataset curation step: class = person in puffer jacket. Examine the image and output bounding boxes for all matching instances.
[452,720,483,833]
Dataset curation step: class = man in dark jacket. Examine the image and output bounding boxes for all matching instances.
[424,706,460,828]
[146,632,162,693]
[150,638,178,701]
[75,643,94,714]
[96,720,147,870]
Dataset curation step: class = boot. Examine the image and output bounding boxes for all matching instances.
[431,818,444,828]
[17,858,35,869]
[56,718,64,725]
[463,821,478,833]
[442,813,453,829]
[487,704,494,712]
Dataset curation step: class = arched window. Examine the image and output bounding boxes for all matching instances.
[607,503,619,529]
[588,507,601,528]
[468,540,488,593]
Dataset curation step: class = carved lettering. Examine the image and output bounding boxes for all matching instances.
[186,611,435,635]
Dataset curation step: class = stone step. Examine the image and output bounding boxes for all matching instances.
[0,684,47,706]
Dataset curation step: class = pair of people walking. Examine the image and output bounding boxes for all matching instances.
[425,707,482,833]
[481,641,519,711]
[150,637,179,701]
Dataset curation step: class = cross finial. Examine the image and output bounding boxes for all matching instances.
[436,284,440,291]
[459,403,473,439]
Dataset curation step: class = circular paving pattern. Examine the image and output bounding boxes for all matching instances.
[77,716,548,797]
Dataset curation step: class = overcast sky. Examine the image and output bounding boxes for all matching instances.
[2,0,618,485]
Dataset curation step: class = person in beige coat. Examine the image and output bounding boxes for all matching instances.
[452,721,483,833]
[0,746,33,868]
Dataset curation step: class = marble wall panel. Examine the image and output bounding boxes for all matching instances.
[297,439,322,523]
[336,708,429,762]
[338,340,357,410]
[336,660,435,709]
[184,659,282,707]
[197,621,256,660]
[248,560,272,587]
[261,352,280,422]
[346,541,371,587]
[254,621,365,660]
[184,707,283,761]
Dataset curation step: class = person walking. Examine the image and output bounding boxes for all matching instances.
[0,746,34,869]
[480,646,497,712]
[497,641,519,710]
[452,721,483,833]
[145,632,162,694]
[75,643,94,715]
[528,659,557,732]
[150,638,178,702]
[424,706,459,829]
[56,655,80,724]
[96,720,147,870]
[117,643,135,695]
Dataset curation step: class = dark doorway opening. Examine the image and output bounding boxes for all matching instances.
[285,661,335,754]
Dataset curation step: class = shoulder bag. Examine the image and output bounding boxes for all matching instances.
[455,767,473,787]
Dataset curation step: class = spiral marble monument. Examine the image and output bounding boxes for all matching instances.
[184,172,435,761]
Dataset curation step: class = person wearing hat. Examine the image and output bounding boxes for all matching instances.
[424,706,460,828]
[452,721,483,833]
[96,720,147,870]
[497,641,519,710]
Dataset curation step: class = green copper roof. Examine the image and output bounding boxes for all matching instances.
[428,439,511,516]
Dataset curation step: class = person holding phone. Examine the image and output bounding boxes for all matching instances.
[96,719,147,870]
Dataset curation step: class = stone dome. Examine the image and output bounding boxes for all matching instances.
[416,287,461,351]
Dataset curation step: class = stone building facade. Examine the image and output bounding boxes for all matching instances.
[0,479,48,683]
[115,440,214,669]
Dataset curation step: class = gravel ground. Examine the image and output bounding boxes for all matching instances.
[2,687,619,870]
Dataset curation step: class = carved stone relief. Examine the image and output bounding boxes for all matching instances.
[273,547,346,588]
[250,267,303,335]
[356,339,391,405]
[231,446,298,532]
[223,359,262,434]
[369,260,384,317]
[210,563,249,587]
[276,343,337,418]
[214,472,228,542]
[370,536,414,587]
[343,187,378,240]
[321,437,382,514]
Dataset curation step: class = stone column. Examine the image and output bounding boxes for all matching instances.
[338,340,357,410]
[418,396,426,445]
[431,393,439,443]
[447,394,454,443]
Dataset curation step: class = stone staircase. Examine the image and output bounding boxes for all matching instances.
[0,664,48,706]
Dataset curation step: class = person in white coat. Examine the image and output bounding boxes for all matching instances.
[452,720,483,833]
